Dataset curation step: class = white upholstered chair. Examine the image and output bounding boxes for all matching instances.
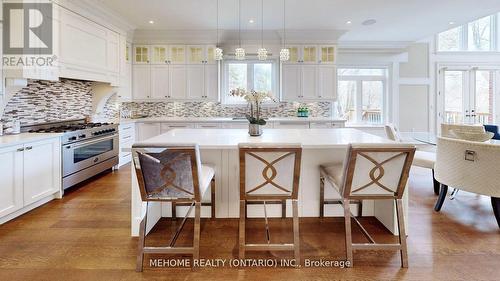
[320,143,416,267]
[441,123,486,138]
[384,124,439,194]
[433,137,500,228]
[132,144,215,271]
[238,143,302,266]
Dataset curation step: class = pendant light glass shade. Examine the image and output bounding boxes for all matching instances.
[235,48,245,60]
[258,48,268,60]
[215,47,223,61]
[280,48,290,61]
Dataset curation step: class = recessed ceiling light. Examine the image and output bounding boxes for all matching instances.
[449,21,455,25]
[149,20,154,24]
[248,19,255,24]
[346,21,352,25]
[362,19,377,26]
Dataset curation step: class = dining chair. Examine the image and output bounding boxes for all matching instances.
[238,143,302,266]
[441,123,486,138]
[433,137,500,228]
[132,144,215,271]
[384,124,439,195]
[320,143,416,267]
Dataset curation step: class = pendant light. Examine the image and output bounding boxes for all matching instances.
[235,0,245,60]
[279,0,289,61]
[257,0,267,60]
[215,0,223,60]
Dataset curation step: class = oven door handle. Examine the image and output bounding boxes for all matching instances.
[66,134,117,149]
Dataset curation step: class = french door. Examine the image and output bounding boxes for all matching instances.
[439,67,498,126]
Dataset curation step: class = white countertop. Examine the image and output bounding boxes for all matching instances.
[136,128,393,149]
[118,117,346,124]
[0,133,63,149]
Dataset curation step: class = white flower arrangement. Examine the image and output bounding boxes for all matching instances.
[230,88,276,125]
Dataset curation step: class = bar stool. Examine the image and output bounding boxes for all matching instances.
[320,143,415,267]
[238,143,302,266]
[132,144,215,271]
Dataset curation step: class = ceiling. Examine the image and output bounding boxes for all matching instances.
[97,0,500,42]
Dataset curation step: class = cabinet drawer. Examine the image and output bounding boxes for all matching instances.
[195,123,221,129]
[160,123,195,133]
[310,122,333,129]
[120,134,134,145]
[273,122,309,129]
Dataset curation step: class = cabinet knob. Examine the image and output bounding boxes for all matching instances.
[17,148,25,152]
[25,146,33,150]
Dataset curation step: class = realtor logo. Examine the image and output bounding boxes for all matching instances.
[3,2,53,55]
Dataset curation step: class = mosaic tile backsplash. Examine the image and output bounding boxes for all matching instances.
[1,79,93,125]
[117,101,332,119]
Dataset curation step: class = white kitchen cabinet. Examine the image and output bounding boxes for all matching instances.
[273,122,310,129]
[187,65,205,99]
[187,45,216,64]
[169,65,187,99]
[132,65,151,99]
[137,123,161,141]
[151,65,170,99]
[23,139,61,206]
[59,8,119,84]
[282,64,336,101]
[118,40,132,101]
[119,123,136,167]
[169,46,186,64]
[0,137,61,224]
[301,65,317,99]
[0,145,24,218]
[283,45,317,64]
[319,45,337,64]
[317,65,337,100]
[187,65,218,101]
[134,45,150,64]
[160,123,195,134]
[282,64,302,100]
[151,45,168,64]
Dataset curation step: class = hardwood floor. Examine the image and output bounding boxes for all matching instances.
[0,165,499,280]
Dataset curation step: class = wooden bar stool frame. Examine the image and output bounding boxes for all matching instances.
[320,144,415,268]
[238,145,302,266]
[133,145,215,271]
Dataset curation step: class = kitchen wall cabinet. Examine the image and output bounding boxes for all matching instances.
[118,40,132,101]
[152,46,168,64]
[0,137,61,224]
[186,64,218,101]
[187,45,216,64]
[283,45,337,64]
[134,45,150,64]
[132,65,151,99]
[59,8,120,85]
[281,64,336,101]
[169,46,186,64]
[151,65,170,99]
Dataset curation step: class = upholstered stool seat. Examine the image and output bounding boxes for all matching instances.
[413,151,436,169]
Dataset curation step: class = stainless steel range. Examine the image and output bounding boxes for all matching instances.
[24,119,119,191]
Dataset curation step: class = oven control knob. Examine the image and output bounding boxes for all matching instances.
[79,134,86,139]
[69,136,77,141]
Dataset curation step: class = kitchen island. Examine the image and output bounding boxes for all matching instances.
[130,128,406,236]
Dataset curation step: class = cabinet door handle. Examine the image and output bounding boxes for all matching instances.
[25,146,33,150]
[17,148,25,152]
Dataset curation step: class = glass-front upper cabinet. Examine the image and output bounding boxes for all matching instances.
[134,45,150,64]
[169,45,186,64]
[282,46,318,64]
[319,45,337,64]
[188,45,216,64]
[151,46,168,64]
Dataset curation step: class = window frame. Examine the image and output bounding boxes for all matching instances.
[221,59,279,105]
[337,67,388,125]
[436,14,498,53]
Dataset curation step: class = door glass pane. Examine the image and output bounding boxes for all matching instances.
[468,16,491,51]
[337,81,357,123]
[207,47,215,63]
[444,71,464,123]
[475,70,494,124]
[438,27,461,51]
[303,47,316,62]
[362,81,383,124]
[289,47,299,62]
[74,139,113,163]
[253,63,272,92]
[154,47,166,62]
[190,47,203,62]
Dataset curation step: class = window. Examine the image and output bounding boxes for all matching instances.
[222,60,277,104]
[437,15,496,52]
[337,68,387,124]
